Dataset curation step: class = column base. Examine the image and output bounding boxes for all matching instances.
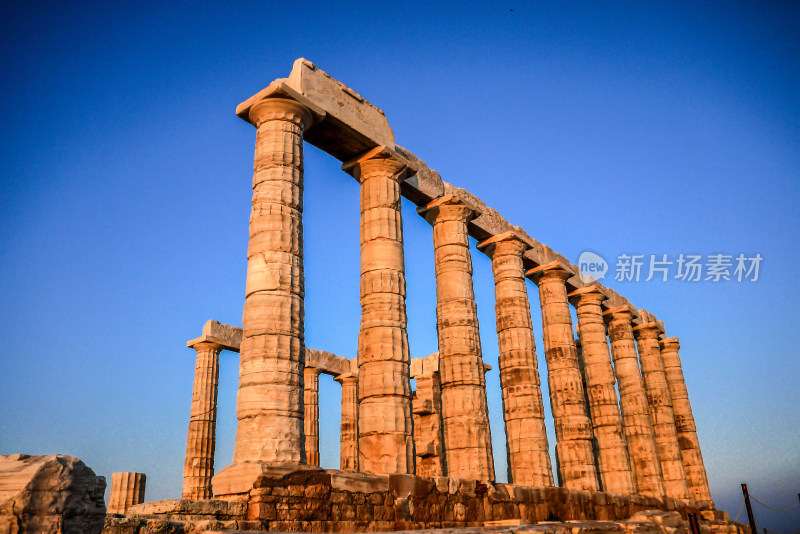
[211,462,323,497]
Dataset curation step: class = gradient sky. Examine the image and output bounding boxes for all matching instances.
[1,1,798,531]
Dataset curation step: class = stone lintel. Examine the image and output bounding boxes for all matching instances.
[395,145,446,206]
[567,284,607,305]
[306,349,351,377]
[187,320,242,352]
[238,59,397,162]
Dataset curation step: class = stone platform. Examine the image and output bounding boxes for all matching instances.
[102,468,745,534]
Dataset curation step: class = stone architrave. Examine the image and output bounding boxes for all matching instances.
[633,323,690,500]
[604,307,665,497]
[228,95,315,476]
[418,194,495,481]
[659,337,713,503]
[568,287,634,495]
[304,366,322,466]
[108,472,146,515]
[410,354,446,478]
[478,231,553,487]
[527,262,598,491]
[182,340,222,499]
[342,146,415,476]
[335,373,359,471]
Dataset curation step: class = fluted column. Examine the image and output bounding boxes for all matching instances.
[527,262,598,491]
[634,323,690,500]
[419,194,495,481]
[182,341,222,499]
[334,373,359,471]
[343,146,414,475]
[304,366,322,466]
[604,307,664,497]
[232,97,313,468]
[568,288,634,494]
[660,337,712,503]
[478,232,552,487]
[108,472,146,515]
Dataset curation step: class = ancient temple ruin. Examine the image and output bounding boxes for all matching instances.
[103,59,745,533]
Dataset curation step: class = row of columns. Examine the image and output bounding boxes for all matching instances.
[187,94,711,505]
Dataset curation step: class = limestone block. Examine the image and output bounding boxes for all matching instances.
[568,287,635,495]
[306,349,351,377]
[107,472,146,515]
[186,320,242,352]
[395,145,445,206]
[345,146,414,476]
[418,195,495,482]
[478,231,553,488]
[633,323,689,501]
[604,308,664,498]
[659,337,712,503]
[0,454,106,534]
[527,262,599,491]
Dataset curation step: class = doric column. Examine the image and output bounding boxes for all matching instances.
[568,288,634,494]
[604,307,664,497]
[527,262,598,491]
[411,354,446,478]
[634,323,690,500]
[304,366,322,466]
[182,340,222,499]
[108,472,146,515]
[335,373,359,471]
[343,146,414,475]
[660,337,713,503]
[418,194,495,481]
[232,97,313,468]
[478,232,553,487]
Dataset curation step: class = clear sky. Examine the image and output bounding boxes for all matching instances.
[1,1,798,531]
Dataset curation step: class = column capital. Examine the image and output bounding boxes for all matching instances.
[525,260,574,285]
[659,337,681,351]
[417,194,480,225]
[476,230,530,259]
[334,372,358,385]
[246,97,315,129]
[567,285,607,307]
[304,365,323,377]
[602,305,638,324]
[632,321,663,339]
[186,337,224,352]
[341,145,415,184]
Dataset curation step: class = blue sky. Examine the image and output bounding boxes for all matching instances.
[1,1,798,531]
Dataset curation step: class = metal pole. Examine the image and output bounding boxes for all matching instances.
[741,483,757,533]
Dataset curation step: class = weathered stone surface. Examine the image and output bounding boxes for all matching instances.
[335,373,359,472]
[395,146,445,206]
[604,308,664,498]
[659,338,712,504]
[226,96,313,481]
[344,145,415,476]
[633,323,689,501]
[527,262,599,491]
[187,321,242,353]
[0,454,106,534]
[568,287,635,495]
[410,353,446,478]
[183,340,221,500]
[419,194,495,482]
[108,472,146,516]
[306,350,351,377]
[478,232,553,488]
[304,367,322,466]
